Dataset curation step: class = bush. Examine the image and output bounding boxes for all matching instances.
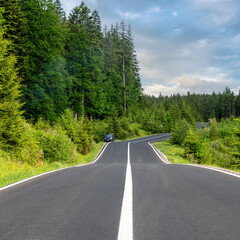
[35,126,78,163]
[73,121,93,155]
[13,123,43,166]
[171,119,191,145]
[183,128,199,161]
[58,109,93,155]
[195,138,212,164]
[93,120,108,143]
[209,121,218,140]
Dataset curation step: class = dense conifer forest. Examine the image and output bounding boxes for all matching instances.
[0,0,240,175]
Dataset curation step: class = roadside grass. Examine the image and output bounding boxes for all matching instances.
[0,142,104,188]
[81,142,105,164]
[154,140,190,164]
[154,140,240,174]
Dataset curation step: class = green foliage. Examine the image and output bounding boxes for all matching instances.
[58,109,93,155]
[0,0,27,75]
[183,128,199,162]
[209,121,218,140]
[0,11,42,165]
[20,0,68,120]
[93,120,108,143]
[35,125,77,163]
[171,119,191,145]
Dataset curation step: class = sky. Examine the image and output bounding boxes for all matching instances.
[61,0,240,96]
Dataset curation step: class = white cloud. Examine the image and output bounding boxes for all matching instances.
[146,7,161,14]
[143,74,240,96]
[117,11,140,20]
[117,6,161,20]
[194,0,237,25]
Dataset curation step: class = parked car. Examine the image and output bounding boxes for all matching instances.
[105,133,114,142]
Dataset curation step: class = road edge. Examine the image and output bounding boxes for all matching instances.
[148,142,172,164]
[0,142,110,192]
[152,142,240,178]
[185,164,240,179]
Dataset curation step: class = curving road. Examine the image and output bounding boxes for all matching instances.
[0,134,240,240]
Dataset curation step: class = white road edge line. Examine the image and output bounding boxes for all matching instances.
[0,142,111,192]
[148,142,171,164]
[183,164,240,179]
[117,142,133,240]
[76,142,110,166]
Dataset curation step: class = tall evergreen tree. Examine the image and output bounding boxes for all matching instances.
[0,8,25,149]
[54,0,66,23]
[0,0,26,77]
[19,0,68,120]
[66,2,106,120]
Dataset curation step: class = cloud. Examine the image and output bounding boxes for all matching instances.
[144,74,240,96]
[193,0,238,25]
[117,11,140,20]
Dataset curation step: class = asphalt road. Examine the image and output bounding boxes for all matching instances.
[0,134,240,240]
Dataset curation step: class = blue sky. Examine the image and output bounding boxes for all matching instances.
[61,0,240,96]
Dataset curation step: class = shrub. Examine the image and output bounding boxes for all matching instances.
[196,138,212,164]
[209,121,218,140]
[183,128,199,161]
[13,123,43,166]
[58,109,93,155]
[35,126,77,163]
[73,121,93,155]
[93,120,108,143]
[171,119,191,145]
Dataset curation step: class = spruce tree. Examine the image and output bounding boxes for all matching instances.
[66,2,106,120]
[0,8,25,149]
[0,0,26,77]
[20,0,68,120]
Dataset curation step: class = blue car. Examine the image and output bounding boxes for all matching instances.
[105,133,114,142]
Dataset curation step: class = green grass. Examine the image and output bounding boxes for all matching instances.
[154,140,240,174]
[0,142,104,188]
[154,140,190,164]
[80,142,105,164]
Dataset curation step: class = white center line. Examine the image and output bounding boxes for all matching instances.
[117,142,133,240]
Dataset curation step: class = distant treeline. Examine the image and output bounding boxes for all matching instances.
[142,86,240,122]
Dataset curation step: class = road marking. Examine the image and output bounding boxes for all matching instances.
[117,142,133,240]
[0,168,70,192]
[75,142,110,167]
[184,164,240,179]
[0,142,111,192]
[148,142,171,164]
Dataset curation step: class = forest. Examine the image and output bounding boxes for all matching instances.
[0,0,240,184]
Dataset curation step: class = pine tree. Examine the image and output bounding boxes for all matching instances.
[66,2,106,120]
[54,0,66,23]
[0,8,25,149]
[102,24,124,115]
[235,91,240,117]
[19,0,67,120]
[0,0,26,77]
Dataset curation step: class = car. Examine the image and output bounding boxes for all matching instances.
[105,133,114,142]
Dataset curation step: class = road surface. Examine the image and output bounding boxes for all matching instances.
[0,134,240,240]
